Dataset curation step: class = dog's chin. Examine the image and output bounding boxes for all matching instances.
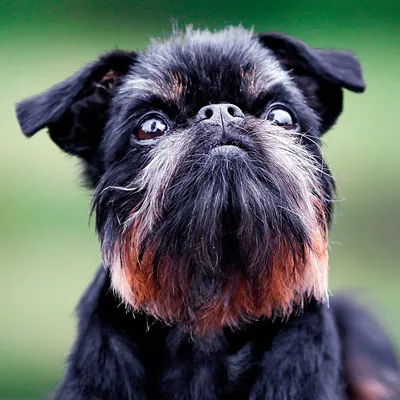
[102,123,330,336]
[110,212,328,337]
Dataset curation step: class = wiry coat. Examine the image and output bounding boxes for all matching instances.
[16,27,399,399]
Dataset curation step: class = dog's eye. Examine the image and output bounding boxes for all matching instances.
[266,106,298,131]
[136,117,168,140]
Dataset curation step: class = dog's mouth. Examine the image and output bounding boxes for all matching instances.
[209,144,246,156]
[209,138,250,156]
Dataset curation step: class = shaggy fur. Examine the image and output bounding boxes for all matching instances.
[16,26,399,399]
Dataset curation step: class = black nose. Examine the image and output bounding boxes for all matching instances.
[197,103,244,126]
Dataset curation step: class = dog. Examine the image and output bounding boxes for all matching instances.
[16,26,399,399]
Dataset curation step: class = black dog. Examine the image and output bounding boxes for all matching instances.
[16,27,399,399]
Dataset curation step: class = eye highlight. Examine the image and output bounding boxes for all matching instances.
[135,116,169,141]
[266,106,299,131]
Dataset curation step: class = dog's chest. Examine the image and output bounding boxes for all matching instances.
[151,338,257,399]
[139,312,342,400]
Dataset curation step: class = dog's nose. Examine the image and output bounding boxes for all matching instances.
[197,103,244,125]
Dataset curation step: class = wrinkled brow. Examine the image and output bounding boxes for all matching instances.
[120,66,296,120]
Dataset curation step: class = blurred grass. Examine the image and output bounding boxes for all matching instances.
[0,0,399,398]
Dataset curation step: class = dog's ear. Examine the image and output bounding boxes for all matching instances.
[258,32,366,133]
[16,50,136,183]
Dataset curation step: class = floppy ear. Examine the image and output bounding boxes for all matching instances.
[258,32,366,133]
[16,50,136,184]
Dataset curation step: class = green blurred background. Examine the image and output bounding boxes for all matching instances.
[0,0,399,398]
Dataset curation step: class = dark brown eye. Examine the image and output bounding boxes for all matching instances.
[136,117,168,140]
[266,106,298,131]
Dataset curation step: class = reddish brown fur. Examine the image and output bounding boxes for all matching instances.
[95,69,123,93]
[110,202,329,336]
[169,72,185,103]
[240,66,262,99]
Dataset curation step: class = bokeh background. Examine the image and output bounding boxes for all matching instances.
[0,0,399,398]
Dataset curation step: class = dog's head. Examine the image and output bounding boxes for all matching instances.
[16,27,365,335]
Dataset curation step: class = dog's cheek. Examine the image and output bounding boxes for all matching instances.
[110,229,188,322]
[247,198,329,320]
[255,221,327,317]
[300,226,329,303]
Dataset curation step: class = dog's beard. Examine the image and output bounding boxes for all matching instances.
[99,119,329,336]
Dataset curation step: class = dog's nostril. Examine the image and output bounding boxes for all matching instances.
[205,108,213,119]
[226,104,244,119]
[197,103,244,123]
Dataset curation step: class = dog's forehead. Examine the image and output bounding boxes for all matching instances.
[119,27,292,110]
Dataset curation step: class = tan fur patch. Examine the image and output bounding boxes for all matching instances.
[240,66,262,99]
[169,72,185,103]
[109,199,329,336]
[94,69,123,93]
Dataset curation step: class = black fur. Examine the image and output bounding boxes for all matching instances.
[57,268,342,399]
[16,27,399,399]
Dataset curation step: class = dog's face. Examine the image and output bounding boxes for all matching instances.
[16,27,365,335]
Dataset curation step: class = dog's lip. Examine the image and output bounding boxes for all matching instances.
[212,139,250,151]
[209,144,247,156]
